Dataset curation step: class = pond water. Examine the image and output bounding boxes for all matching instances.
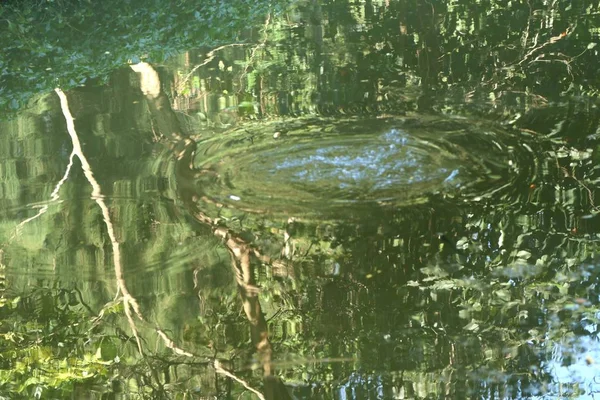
[192,118,510,216]
[1,0,600,399]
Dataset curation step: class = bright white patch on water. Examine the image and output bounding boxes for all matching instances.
[272,129,462,191]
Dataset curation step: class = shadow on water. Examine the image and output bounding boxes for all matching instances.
[1,0,600,398]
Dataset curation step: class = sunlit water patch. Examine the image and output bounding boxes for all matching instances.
[189,116,535,218]
[266,128,461,193]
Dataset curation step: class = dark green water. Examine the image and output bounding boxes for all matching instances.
[1,0,600,398]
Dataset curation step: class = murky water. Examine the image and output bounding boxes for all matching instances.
[1,0,600,399]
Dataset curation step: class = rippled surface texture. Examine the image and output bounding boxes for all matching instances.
[192,117,521,218]
[1,0,600,399]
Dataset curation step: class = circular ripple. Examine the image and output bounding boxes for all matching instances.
[189,116,531,217]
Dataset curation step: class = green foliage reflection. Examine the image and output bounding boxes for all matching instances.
[0,286,119,398]
[0,0,285,113]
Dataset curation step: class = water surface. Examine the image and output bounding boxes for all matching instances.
[1,0,600,399]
